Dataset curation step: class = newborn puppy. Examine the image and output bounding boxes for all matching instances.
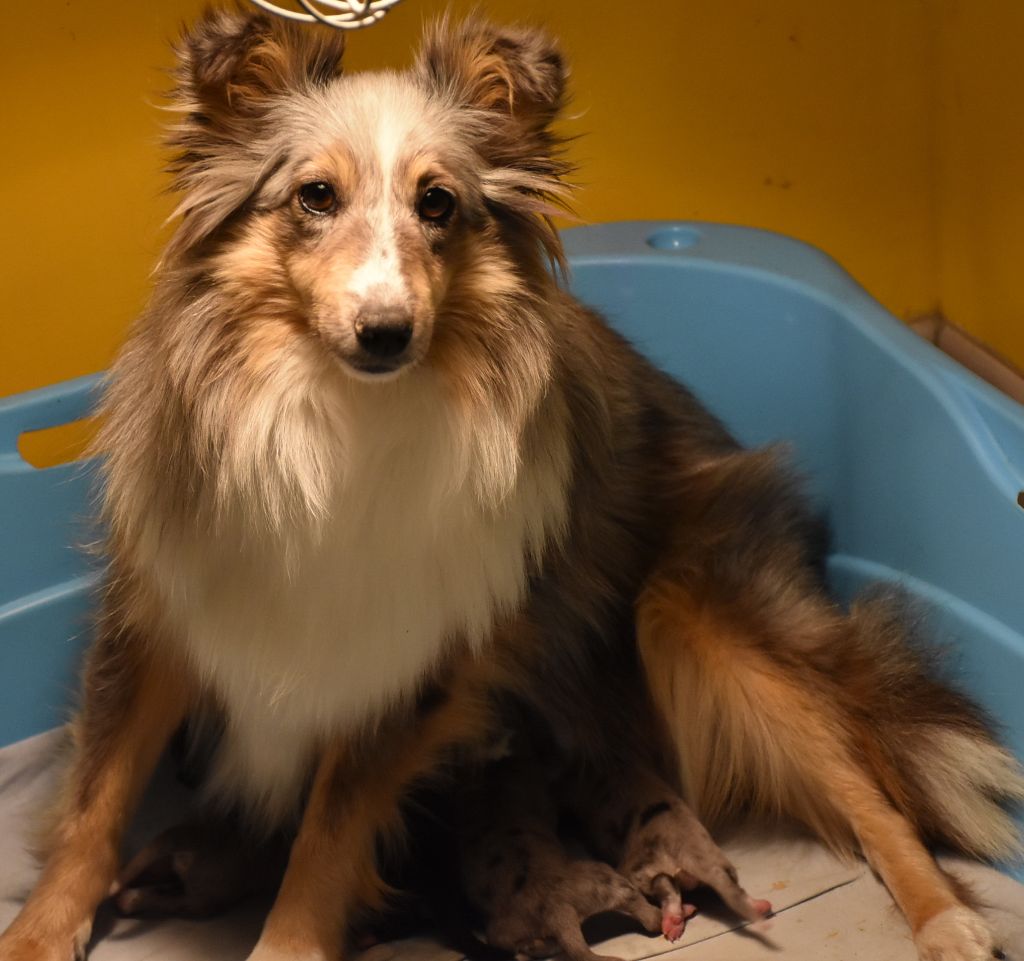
[462,759,662,961]
[567,757,772,940]
[112,816,288,919]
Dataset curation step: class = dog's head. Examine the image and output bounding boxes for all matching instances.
[165,7,571,381]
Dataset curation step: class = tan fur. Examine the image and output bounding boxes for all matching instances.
[637,576,855,849]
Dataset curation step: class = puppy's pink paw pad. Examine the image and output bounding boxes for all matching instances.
[661,904,696,942]
[661,915,685,941]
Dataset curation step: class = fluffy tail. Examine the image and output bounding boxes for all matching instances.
[835,593,1024,860]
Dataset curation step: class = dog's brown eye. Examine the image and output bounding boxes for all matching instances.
[298,181,337,215]
[418,187,455,223]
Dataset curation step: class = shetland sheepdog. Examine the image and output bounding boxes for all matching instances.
[2,8,1021,961]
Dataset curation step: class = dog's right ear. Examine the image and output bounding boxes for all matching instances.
[173,6,346,126]
[164,7,345,255]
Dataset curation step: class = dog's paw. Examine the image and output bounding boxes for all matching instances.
[913,906,1002,961]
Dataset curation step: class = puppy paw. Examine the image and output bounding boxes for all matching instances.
[660,902,696,942]
[913,906,1002,961]
[647,874,695,941]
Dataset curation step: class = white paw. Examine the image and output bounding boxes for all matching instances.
[914,906,1001,961]
[72,921,92,961]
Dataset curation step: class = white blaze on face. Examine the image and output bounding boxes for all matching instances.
[344,102,414,311]
[345,204,407,307]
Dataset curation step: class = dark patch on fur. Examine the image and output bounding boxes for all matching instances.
[415,680,451,718]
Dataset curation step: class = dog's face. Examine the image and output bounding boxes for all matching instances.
[227,74,491,381]
[167,10,570,382]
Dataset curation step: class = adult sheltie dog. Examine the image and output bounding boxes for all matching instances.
[2,7,1021,961]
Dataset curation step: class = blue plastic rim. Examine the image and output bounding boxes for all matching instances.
[2,220,1022,876]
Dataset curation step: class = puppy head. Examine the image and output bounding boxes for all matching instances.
[165,8,571,382]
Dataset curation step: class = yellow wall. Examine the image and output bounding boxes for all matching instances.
[1,0,1021,410]
[934,0,1024,366]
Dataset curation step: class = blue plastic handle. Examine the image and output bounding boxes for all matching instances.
[0,374,104,475]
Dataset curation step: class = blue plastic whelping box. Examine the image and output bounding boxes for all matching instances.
[1,222,1022,875]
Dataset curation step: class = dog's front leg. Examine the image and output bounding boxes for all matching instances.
[0,635,191,961]
[247,665,492,961]
[244,740,360,961]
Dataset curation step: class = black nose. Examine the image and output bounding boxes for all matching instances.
[354,310,413,359]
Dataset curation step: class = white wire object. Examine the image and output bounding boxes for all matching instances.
[250,0,403,30]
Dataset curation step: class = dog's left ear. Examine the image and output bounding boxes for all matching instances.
[415,17,567,159]
[163,7,346,257]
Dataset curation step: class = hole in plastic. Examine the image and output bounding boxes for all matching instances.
[646,226,701,251]
[18,417,98,469]
[1018,491,1024,510]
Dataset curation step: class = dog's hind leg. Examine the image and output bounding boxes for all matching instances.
[0,631,191,961]
[635,574,1009,961]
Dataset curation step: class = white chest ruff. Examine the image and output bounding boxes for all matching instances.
[147,373,568,822]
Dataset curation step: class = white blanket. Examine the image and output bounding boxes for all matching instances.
[2,731,1022,960]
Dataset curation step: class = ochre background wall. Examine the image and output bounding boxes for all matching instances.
[2,0,1022,408]
[934,1,1024,365]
